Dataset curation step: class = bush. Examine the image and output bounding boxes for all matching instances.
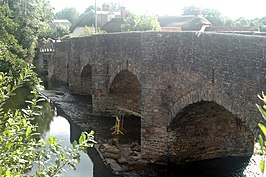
[38,25,70,40]
[78,26,106,37]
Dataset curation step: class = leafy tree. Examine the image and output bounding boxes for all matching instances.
[235,17,251,26]
[122,14,160,31]
[4,0,54,60]
[0,2,26,60]
[257,92,266,175]
[183,6,225,26]
[182,6,200,15]
[110,2,121,11]
[84,5,101,13]
[223,17,237,26]
[39,25,70,40]
[55,7,80,24]
[202,8,225,26]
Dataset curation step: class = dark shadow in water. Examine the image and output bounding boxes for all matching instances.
[69,119,115,177]
[124,156,250,177]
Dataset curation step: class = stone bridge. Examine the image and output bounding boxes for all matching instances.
[40,32,266,163]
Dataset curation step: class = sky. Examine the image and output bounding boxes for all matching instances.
[49,0,266,19]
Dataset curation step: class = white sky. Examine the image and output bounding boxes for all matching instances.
[49,0,266,19]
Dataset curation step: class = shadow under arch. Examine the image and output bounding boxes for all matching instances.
[168,100,254,164]
[108,60,141,92]
[109,69,141,113]
[108,69,142,144]
[169,89,255,135]
[80,64,92,95]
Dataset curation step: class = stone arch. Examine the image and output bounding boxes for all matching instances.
[167,91,254,163]
[108,60,141,91]
[109,69,141,113]
[80,64,92,94]
[169,89,255,134]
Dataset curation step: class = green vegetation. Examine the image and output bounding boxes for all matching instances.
[0,62,96,176]
[0,0,96,176]
[55,7,80,24]
[38,25,70,40]
[183,5,266,31]
[0,0,54,60]
[121,13,160,32]
[78,26,106,37]
[257,92,266,174]
[84,5,101,13]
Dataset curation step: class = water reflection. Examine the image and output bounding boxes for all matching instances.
[34,101,54,137]
[45,116,94,177]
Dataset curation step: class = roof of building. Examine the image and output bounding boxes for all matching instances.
[50,19,72,29]
[102,18,124,33]
[70,9,122,32]
[70,11,95,32]
[158,15,211,31]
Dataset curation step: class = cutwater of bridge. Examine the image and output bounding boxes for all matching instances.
[45,32,266,163]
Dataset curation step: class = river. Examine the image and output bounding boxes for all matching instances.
[45,115,93,177]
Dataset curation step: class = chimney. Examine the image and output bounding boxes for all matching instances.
[102,3,110,11]
[120,6,126,18]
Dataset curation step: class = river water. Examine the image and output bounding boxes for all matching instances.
[45,115,93,177]
[38,86,262,177]
[36,110,114,177]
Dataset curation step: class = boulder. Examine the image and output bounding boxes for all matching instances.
[109,161,123,172]
[105,158,117,165]
[117,157,128,164]
[103,152,121,159]
[101,144,120,154]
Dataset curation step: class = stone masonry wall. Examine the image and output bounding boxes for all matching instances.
[167,101,254,163]
[49,32,266,162]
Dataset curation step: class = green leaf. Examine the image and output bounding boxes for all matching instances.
[7,142,12,149]
[48,136,55,145]
[56,159,60,168]
[259,134,264,150]
[15,125,20,131]
[259,123,266,137]
[69,163,77,171]
[6,130,11,137]
[23,118,27,127]
[26,126,32,137]
[5,170,11,177]
[260,159,265,173]
[25,100,34,105]
[257,104,266,121]
[79,133,86,144]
